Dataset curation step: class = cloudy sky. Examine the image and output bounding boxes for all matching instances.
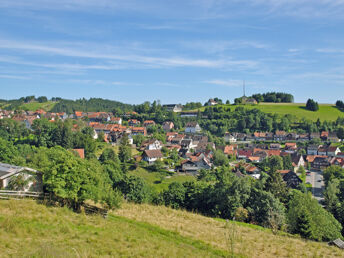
[0,0,344,104]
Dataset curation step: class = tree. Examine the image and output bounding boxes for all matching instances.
[265,170,289,204]
[121,175,152,203]
[306,99,319,111]
[287,190,342,241]
[213,150,229,166]
[163,182,186,209]
[118,134,132,172]
[99,148,116,163]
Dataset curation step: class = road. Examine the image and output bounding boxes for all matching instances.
[306,170,325,203]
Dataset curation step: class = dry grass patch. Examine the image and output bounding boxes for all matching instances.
[114,202,344,258]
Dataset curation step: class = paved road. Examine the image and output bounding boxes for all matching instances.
[306,170,325,202]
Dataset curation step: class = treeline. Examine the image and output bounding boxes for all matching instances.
[251,92,294,103]
[51,98,134,113]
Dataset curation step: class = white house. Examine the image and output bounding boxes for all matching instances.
[185,122,201,134]
[0,163,43,192]
[224,132,237,143]
[142,150,163,164]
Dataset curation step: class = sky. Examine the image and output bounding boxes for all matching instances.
[0,0,344,104]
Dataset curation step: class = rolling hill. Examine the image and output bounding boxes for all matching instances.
[1,200,342,257]
[189,103,344,122]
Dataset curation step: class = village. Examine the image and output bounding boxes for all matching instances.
[1,105,343,198]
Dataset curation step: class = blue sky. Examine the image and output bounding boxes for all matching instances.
[0,0,344,104]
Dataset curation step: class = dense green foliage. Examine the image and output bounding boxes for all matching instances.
[251,92,294,103]
[287,190,342,241]
[51,98,134,113]
[306,99,319,111]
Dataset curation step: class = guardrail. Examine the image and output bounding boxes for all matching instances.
[0,190,46,200]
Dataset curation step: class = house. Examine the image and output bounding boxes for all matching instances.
[143,120,156,127]
[337,152,344,158]
[180,112,198,118]
[312,156,331,170]
[307,145,319,155]
[291,154,305,172]
[131,127,147,136]
[237,149,253,160]
[162,121,174,132]
[298,134,310,142]
[242,97,258,105]
[163,104,183,112]
[278,170,302,189]
[181,153,212,173]
[274,131,287,141]
[317,146,328,156]
[128,119,140,126]
[110,117,122,125]
[0,163,43,192]
[310,132,320,140]
[224,145,238,156]
[327,146,340,157]
[285,142,297,153]
[286,133,299,141]
[254,132,267,141]
[206,99,218,106]
[141,139,162,150]
[320,131,329,141]
[270,143,281,150]
[224,132,237,143]
[142,150,163,164]
[185,122,201,134]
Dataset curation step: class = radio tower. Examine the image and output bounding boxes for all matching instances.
[243,80,246,97]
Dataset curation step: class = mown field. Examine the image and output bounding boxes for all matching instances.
[129,167,195,192]
[1,200,343,257]
[190,103,344,122]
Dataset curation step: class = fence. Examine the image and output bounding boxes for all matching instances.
[82,203,108,218]
[0,190,46,200]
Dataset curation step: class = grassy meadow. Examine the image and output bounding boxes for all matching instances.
[189,103,344,122]
[1,199,343,257]
[129,167,196,192]
[17,101,58,111]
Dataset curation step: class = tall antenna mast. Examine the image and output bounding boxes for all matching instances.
[243,80,246,97]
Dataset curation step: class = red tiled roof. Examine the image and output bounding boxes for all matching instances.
[73,149,85,159]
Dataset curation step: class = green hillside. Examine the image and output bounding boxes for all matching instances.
[17,101,58,111]
[1,200,343,257]
[191,103,344,122]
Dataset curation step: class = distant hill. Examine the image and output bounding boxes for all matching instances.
[1,200,342,257]
[0,97,134,113]
[189,103,344,122]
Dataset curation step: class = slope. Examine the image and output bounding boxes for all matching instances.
[0,200,343,257]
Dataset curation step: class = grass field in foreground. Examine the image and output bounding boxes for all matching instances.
[190,103,344,122]
[0,200,228,257]
[1,199,341,257]
[115,203,344,258]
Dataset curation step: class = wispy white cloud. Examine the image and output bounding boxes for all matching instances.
[0,74,30,80]
[0,39,259,70]
[204,79,243,87]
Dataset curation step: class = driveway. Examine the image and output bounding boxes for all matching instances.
[306,169,325,202]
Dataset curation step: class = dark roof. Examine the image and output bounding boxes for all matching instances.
[143,150,163,158]
[186,122,199,127]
